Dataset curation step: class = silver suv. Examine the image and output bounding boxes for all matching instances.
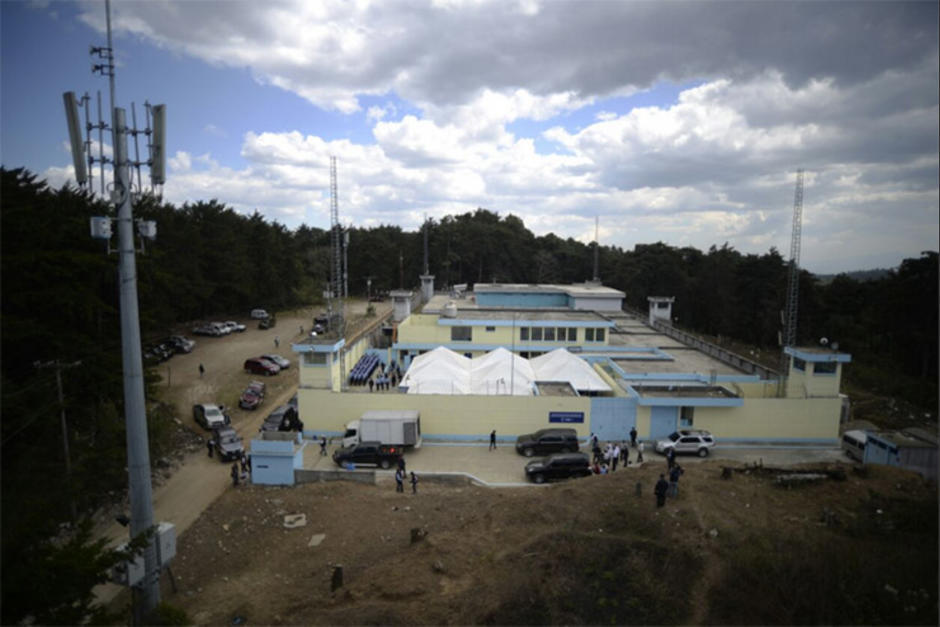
[655,429,715,457]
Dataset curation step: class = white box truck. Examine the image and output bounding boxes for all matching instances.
[342,410,421,448]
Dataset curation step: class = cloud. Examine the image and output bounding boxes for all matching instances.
[80,1,937,113]
[54,1,937,274]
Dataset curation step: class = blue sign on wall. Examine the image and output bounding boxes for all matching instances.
[549,411,584,423]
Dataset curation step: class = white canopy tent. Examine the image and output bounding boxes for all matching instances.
[529,348,612,393]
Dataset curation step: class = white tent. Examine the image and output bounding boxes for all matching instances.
[400,347,471,394]
[400,346,608,396]
[470,347,535,395]
[530,348,611,393]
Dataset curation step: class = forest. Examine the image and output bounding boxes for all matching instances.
[1,166,937,622]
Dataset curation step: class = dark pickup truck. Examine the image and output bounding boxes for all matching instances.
[332,441,403,469]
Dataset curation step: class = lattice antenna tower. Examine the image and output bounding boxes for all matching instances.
[593,216,600,282]
[784,169,804,350]
[329,156,344,333]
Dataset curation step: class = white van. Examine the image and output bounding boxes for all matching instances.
[251,308,269,319]
[841,430,867,462]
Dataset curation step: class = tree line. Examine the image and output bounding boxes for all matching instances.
[1,166,936,622]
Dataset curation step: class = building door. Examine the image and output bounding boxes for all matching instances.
[589,397,636,442]
[649,406,678,440]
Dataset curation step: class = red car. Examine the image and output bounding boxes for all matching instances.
[239,380,266,410]
[244,357,280,376]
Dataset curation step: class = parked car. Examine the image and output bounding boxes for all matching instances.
[262,354,290,369]
[211,426,245,462]
[167,335,195,353]
[261,405,301,432]
[211,321,231,335]
[224,320,246,333]
[654,429,716,457]
[244,357,280,376]
[250,309,269,319]
[143,342,174,364]
[193,322,225,337]
[515,428,580,457]
[332,441,403,469]
[239,380,266,410]
[525,452,593,484]
[193,403,230,430]
[258,314,276,330]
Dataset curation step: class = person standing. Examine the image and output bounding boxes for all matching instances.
[320,436,328,455]
[669,465,683,498]
[231,462,240,487]
[620,440,630,465]
[397,455,406,474]
[611,443,620,471]
[410,472,418,494]
[489,429,497,451]
[637,440,645,464]
[368,379,374,392]
[199,363,205,378]
[630,426,638,448]
[206,438,214,458]
[666,447,676,471]
[394,468,404,493]
[654,474,669,507]
[274,336,280,348]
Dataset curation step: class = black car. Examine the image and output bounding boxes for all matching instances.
[261,405,301,432]
[211,426,245,462]
[525,452,592,484]
[515,428,580,457]
[332,441,403,469]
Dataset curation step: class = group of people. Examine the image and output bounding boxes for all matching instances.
[589,426,644,474]
[393,456,418,493]
[368,373,396,391]
[230,451,251,486]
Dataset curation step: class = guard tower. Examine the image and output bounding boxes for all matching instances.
[390,290,414,322]
[648,296,675,326]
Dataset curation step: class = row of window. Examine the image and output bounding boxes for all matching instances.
[450,326,607,343]
[792,357,837,375]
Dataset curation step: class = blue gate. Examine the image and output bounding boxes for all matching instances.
[649,406,678,440]
[589,397,636,442]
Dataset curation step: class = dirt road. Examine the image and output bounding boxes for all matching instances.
[97,301,391,607]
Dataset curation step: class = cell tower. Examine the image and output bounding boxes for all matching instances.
[61,0,167,620]
[328,156,345,334]
[784,169,804,349]
[593,216,600,282]
[780,169,804,392]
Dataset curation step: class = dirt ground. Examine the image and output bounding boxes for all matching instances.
[96,301,391,606]
[156,459,936,625]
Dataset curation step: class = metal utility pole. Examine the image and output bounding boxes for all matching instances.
[105,0,159,618]
[593,216,600,282]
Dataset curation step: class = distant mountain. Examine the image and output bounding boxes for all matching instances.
[814,268,893,284]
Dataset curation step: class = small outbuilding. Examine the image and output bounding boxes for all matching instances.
[864,430,937,481]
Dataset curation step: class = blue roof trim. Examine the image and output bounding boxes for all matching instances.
[437,318,614,328]
[291,338,346,353]
[785,347,852,363]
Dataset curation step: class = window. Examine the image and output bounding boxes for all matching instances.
[303,352,327,365]
[532,327,543,341]
[557,327,567,341]
[657,302,670,309]
[793,357,806,371]
[595,328,605,342]
[680,407,694,427]
[814,361,837,375]
[520,327,529,341]
[567,328,577,342]
[585,328,595,341]
[544,328,555,341]
[451,326,472,341]
[485,326,496,332]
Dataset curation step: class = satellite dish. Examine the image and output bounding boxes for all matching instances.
[820,337,829,346]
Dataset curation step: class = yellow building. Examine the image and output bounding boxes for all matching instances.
[292,284,851,446]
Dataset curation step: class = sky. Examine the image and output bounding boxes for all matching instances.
[1,0,938,275]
